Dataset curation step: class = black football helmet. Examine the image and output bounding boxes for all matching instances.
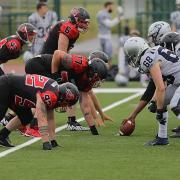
[69,7,90,33]
[88,58,108,88]
[88,50,109,63]
[16,23,37,46]
[58,82,79,107]
[160,32,180,52]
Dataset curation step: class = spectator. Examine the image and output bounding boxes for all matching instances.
[96,1,123,66]
[23,2,57,62]
[170,0,180,33]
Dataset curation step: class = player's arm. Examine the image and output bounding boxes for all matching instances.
[35,93,49,143]
[47,109,56,141]
[58,33,69,52]
[171,23,177,32]
[51,50,72,82]
[79,92,99,135]
[150,62,166,124]
[150,62,165,109]
[88,90,113,122]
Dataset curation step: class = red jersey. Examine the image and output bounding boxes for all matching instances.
[6,74,59,110]
[41,20,79,54]
[0,35,23,63]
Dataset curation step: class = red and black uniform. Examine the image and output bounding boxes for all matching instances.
[0,74,59,125]
[25,54,94,92]
[41,21,79,54]
[0,35,23,75]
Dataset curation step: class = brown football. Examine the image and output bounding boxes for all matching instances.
[119,119,135,136]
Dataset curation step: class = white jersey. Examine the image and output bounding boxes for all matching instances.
[175,42,180,58]
[170,11,180,33]
[140,46,180,85]
[28,10,58,55]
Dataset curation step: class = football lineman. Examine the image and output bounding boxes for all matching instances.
[124,36,180,146]
[40,7,91,132]
[24,50,111,135]
[122,21,171,128]
[0,74,79,150]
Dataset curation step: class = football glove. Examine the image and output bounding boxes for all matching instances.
[148,100,157,113]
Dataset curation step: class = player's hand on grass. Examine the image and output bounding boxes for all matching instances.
[95,118,105,127]
[101,113,114,123]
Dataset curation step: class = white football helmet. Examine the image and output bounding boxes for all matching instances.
[148,21,171,46]
[124,37,149,68]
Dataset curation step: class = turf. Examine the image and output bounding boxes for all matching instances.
[0,86,180,180]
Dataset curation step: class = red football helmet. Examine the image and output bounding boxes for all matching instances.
[58,82,79,107]
[16,23,37,46]
[69,7,90,33]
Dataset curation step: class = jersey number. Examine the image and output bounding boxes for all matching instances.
[15,95,35,108]
[64,26,71,34]
[25,75,49,89]
[158,47,179,63]
[143,56,153,68]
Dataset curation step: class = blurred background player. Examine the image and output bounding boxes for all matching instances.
[170,0,180,33]
[23,1,57,62]
[0,23,37,75]
[96,1,124,67]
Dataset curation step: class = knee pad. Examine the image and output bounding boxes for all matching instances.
[171,106,180,116]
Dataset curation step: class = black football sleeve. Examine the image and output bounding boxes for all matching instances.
[140,79,156,102]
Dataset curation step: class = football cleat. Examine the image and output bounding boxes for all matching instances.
[172,125,180,133]
[51,140,60,148]
[145,137,169,146]
[66,121,90,131]
[43,142,52,150]
[25,128,41,138]
[170,132,180,138]
[0,136,14,147]
[18,126,28,136]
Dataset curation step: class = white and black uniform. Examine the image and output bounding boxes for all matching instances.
[28,10,58,56]
[140,45,180,117]
[171,10,180,33]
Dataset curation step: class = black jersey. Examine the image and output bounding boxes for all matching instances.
[41,21,79,54]
[25,54,94,92]
[0,35,23,63]
[5,74,59,110]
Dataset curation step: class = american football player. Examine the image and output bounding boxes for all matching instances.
[124,36,180,146]
[0,74,79,150]
[24,50,110,135]
[0,23,37,75]
[40,7,90,132]
[122,21,171,131]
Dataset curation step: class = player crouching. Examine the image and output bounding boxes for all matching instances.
[0,74,79,150]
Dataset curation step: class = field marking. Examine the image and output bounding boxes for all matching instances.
[0,91,143,158]
[93,88,145,93]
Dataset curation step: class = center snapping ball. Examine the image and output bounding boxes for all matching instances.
[119,119,135,136]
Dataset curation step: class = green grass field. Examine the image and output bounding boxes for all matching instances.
[0,82,180,180]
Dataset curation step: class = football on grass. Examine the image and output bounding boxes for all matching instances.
[119,119,135,136]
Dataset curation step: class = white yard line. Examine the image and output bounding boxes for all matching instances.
[0,90,143,158]
[93,88,145,93]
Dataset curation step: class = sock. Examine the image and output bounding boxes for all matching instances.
[30,118,38,129]
[90,125,99,135]
[5,112,16,123]
[0,127,11,138]
[67,116,76,124]
[158,111,168,138]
